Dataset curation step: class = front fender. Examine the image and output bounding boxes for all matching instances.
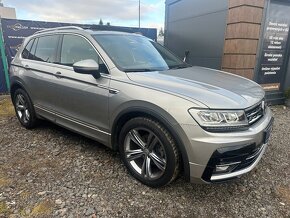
[110,101,194,181]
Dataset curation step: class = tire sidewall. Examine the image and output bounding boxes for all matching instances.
[119,117,178,187]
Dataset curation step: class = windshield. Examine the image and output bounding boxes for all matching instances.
[93,34,190,72]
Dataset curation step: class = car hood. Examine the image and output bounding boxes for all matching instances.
[126,66,265,109]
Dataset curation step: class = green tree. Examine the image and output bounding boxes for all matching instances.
[158,27,164,37]
[99,19,103,25]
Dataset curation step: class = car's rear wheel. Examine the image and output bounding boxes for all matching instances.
[119,117,180,187]
[13,89,38,129]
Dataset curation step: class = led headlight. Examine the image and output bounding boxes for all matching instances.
[188,109,248,131]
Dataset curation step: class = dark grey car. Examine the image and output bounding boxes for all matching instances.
[9,26,273,187]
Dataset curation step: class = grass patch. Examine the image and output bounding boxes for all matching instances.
[20,191,31,200]
[0,97,14,117]
[0,201,11,215]
[31,200,53,216]
[285,87,290,99]
[19,207,29,217]
[0,176,11,188]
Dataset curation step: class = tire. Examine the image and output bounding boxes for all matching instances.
[13,88,39,129]
[119,117,180,187]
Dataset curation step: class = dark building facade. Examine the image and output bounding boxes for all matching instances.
[165,0,290,104]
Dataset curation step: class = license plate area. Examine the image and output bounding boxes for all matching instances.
[263,118,274,144]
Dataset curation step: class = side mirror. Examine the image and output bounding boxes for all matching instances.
[73,59,101,79]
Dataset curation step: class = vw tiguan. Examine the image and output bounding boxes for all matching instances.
[10,26,273,187]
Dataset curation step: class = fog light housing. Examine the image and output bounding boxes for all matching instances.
[214,162,241,174]
[215,165,230,173]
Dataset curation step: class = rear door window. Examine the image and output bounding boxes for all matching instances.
[34,35,59,63]
[29,38,38,60]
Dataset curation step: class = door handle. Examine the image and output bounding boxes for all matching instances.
[24,65,30,69]
[54,72,62,78]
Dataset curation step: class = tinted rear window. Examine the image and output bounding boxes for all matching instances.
[22,39,34,59]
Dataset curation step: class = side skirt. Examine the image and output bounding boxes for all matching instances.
[34,105,112,148]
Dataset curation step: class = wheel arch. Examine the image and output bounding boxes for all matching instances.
[111,107,190,181]
[10,81,26,102]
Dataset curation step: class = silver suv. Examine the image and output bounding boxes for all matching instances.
[10,26,273,187]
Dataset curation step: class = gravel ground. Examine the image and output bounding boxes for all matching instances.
[0,96,289,217]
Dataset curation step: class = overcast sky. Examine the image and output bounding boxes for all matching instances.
[4,0,165,30]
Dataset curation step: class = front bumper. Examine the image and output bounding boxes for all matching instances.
[181,107,273,184]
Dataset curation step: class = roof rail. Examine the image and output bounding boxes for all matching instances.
[34,26,84,34]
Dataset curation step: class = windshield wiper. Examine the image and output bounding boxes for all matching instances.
[169,64,191,70]
[124,69,158,72]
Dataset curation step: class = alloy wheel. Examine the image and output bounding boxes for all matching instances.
[15,94,30,124]
[124,128,167,180]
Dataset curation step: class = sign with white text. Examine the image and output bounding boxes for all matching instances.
[258,2,290,91]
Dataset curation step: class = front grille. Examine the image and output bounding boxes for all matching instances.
[245,101,265,125]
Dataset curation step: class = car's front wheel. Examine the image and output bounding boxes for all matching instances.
[119,117,180,187]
